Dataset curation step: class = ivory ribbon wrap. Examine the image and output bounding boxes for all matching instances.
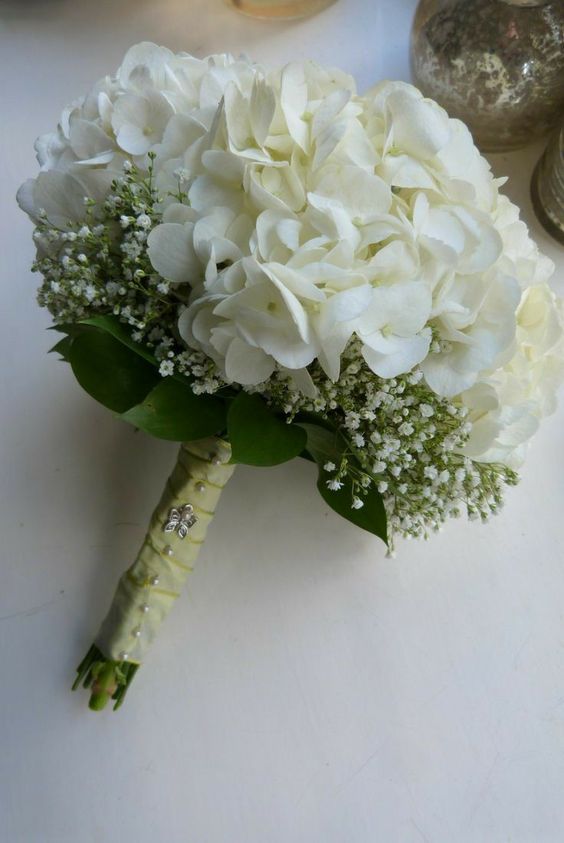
[95,437,235,663]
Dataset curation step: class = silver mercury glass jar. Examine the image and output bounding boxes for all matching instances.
[410,0,564,152]
[532,120,564,245]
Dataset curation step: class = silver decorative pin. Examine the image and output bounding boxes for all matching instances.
[163,503,197,539]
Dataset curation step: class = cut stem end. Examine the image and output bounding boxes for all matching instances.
[72,644,139,711]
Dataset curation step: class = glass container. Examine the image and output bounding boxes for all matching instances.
[410,0,564,152]
[227,0,336,19]
[532,120,564,245]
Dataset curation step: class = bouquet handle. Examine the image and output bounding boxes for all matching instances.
[73,437,235,710]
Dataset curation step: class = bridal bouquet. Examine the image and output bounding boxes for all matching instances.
[19,43,563,710]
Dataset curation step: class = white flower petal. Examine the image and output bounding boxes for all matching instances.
[312,89,351,139]
[250,77,276,147]
[147,222,199,284]
[386,88,451,160]
[280,366,318,398]
[225,337,275,384]
[188,174,243,214]
[69,117,113,163]
[312,165,392,222]
[362,330,432,378]
[17,171,88,227]
[358,282,432,336]
[118,42,174,89]
[115,124,151,156]
[280,63,309,151]
[319,285,373,336]
[421,352,480,397]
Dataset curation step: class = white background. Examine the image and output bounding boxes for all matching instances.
[1,1,564,841]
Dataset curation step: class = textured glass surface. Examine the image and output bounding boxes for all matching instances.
[532,122,564,245]
[410,0,564,152]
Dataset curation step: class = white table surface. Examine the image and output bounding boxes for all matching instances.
[1,1,564,841]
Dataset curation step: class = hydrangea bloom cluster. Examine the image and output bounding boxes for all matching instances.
[20,43,564,541]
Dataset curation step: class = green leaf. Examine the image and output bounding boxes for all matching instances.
[80,315,157,364]
[317,473,388,544]
[297,422,344,465]
[49,335,73,361]
[69,329,160,413]
[121,377,226,441]
[299,422,388,544]
[49,323,85,337]
[227,392,307,466]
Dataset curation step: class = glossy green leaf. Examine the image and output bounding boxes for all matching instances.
[317,473,388,544]
[297,422,344,465]
[121,377,226,441]
[80,315,157,364]
[49,335,73,361]
[227,392,307,466]
[299,422,388,544]
[69,329,160,413]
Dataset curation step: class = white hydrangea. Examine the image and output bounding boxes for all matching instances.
[18,42,564,468]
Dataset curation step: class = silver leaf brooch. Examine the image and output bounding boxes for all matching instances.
[163,504,197,539]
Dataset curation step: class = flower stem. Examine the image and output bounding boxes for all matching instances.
[72,437,235,710]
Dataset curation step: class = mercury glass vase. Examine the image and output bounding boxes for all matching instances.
[532,120,564,245]
[227,0,336,19]
[410,0,564,152]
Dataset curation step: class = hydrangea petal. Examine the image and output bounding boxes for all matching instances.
[225,337,275,384]
[147,222,199,284]
[362,330,432,378]
[386,89,451,160]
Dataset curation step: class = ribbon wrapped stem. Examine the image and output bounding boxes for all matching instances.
[72,437,235,711]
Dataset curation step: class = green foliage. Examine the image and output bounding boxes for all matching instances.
[227,392,307,466]
[53,318,386,541]
[121,378,225,441]
[69,328,160,414]
[55,317,225,440]
[81,315,158,364]
[297,421,343,465]
[317,474,388,544]
[299,423,388,544]
[49,334,73,361]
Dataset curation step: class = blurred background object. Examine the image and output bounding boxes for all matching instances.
[532,119,564,245]
[227,0,336,19]
[410,0,564,152]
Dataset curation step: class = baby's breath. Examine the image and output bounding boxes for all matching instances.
[264,341,518,544]
[33,159,218,390]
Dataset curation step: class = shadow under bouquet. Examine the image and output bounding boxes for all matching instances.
[18,43,564,710]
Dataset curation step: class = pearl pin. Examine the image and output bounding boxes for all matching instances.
[210,453,222,466]
[149,575,160,586]
[195,481,206,493]
[140,603,150,613]
[119,651,129,661]
[164,545,174,556]
[132,627,142,639]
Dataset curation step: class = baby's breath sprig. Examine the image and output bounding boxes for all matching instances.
[264,342,518,543]
[32,159,220,390]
